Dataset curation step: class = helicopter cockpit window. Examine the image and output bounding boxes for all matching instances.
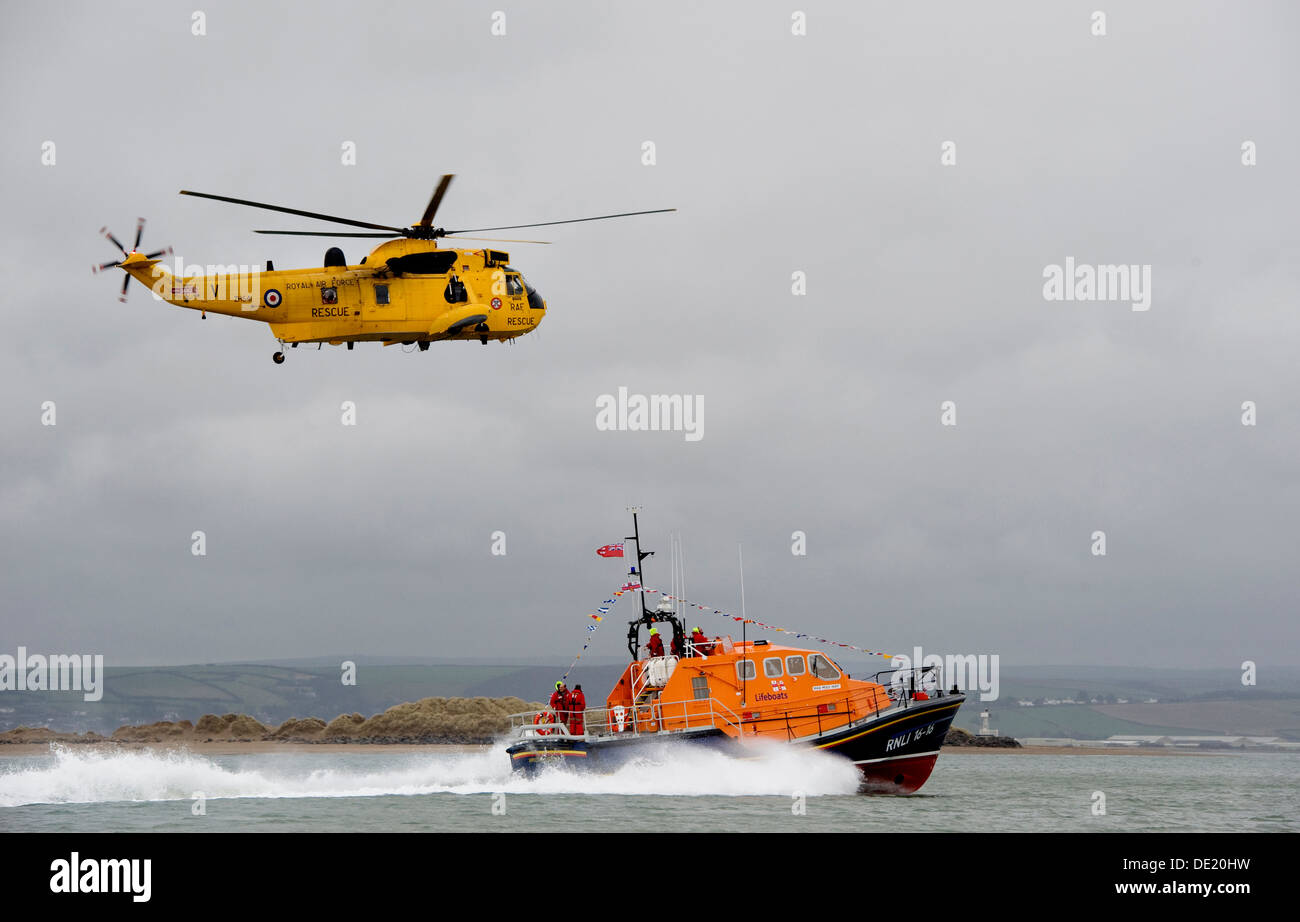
[522,277,545,310]
[505,274,524,297]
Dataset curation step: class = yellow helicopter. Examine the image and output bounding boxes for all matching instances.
[94,175,673,363]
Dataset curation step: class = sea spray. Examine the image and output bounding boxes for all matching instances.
[0,739,859,807]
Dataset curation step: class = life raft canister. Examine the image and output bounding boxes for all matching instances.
[534,710,554,735]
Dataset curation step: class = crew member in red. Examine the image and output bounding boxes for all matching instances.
[549,680,571,727]
[647,627,665,658]
[568,684,586,735]
[670,632,683,657]
[690,626,711,656]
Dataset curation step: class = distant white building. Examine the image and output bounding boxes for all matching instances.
[1106,734,1300,751]
[1021,738,1140,748]
[977,709,999,737]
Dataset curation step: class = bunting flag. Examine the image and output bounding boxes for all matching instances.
[641,587,896,659]
[561,584,634,681]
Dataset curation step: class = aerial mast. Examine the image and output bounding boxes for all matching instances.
[623,508,683,660]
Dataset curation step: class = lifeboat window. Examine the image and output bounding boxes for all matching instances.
[786,655,806,677]
[809,654,840,680]
[691,676,710,700]
[736,659,756,681]
[763,657,783,678]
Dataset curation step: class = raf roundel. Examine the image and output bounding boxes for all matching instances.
[490,297,502,310]
[263,288,282,308]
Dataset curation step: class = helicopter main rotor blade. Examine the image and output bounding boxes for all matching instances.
[447,207,676,235]
[417,174,454,228]
[253,230,403,237]
[119,274,131,302]
[180,190,407,233]
[132,217,145,251]
[443,235,552,245]
[100,226,128,255]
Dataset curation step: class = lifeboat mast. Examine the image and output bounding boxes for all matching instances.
[624,508,685,660]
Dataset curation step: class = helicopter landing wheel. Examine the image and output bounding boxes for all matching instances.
[417,341,429,352]
[272,352,285,365]
[479,335,488,345]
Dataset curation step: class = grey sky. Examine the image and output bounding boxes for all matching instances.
[2,1,1296,672]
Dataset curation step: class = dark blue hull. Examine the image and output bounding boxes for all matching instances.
[506,727,737,775]
[506,693,964,793]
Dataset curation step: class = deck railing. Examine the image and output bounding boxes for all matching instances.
[508,695,742,741]
[509,663,960,745]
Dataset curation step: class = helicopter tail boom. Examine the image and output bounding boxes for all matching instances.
[118,253,259,318]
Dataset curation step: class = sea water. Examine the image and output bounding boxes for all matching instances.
[0,744,1295,833]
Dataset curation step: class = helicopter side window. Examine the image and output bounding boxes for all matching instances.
[374,284,389,305]
[444,276,468,304]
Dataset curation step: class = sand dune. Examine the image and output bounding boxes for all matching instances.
[0,696,542,746]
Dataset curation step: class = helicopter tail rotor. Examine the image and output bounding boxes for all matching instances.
[92,218,172,302]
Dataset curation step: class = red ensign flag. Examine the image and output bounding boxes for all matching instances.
[596,543,625,558]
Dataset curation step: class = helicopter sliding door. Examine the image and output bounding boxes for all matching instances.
[363,279,406,322]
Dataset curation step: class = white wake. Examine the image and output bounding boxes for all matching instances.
[0,741,860,806]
